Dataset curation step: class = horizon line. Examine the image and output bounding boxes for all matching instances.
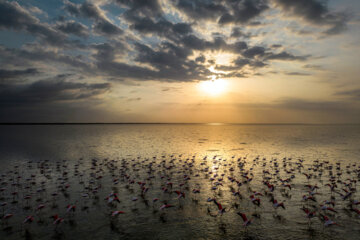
[0,122,360,125]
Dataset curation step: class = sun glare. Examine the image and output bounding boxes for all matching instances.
[199,79,228,96]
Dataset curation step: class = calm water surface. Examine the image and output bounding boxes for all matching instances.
[0,124,359,240]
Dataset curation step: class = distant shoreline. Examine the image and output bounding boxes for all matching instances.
[0,123,359,125]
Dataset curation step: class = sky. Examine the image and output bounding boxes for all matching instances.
[0,0,360,123]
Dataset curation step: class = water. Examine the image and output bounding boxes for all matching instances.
[0,124,359,239]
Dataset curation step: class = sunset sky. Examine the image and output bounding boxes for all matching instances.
[0,0,360,123]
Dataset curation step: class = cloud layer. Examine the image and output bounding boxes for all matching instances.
[0,0,357,122]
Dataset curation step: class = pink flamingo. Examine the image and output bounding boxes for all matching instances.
[237,212,252,227]
[111,210,125,217]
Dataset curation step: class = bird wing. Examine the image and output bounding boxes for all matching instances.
[302,208,309,214]
[238,212,248,222]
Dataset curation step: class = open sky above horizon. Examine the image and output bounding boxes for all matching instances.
[0,0,360,123]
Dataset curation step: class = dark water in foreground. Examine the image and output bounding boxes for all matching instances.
[0,124,359,240]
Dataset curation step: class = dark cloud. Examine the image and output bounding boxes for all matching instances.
[181,34,208,50]
[56,20,89,37]
[251,61,268,68]
[93,20,123,36]
[218,0,269,25]
[181,34,248,53]
[285,72,311,76]
[0,68,39,80]
[178,34,306,77]
[0,1,69,46]
[265,51,309,61]
[219,71,246,78]
[96,61,156,80]
[115,0,163,18]
[64,1,100,19]
[132,42,210,81]
[173,23,193,35]
[275,97,357,112]
[0,74,110,106]
[91,42,128,62]
[335,89,360,101]
[64,1,123,36]
[131,18,171,34]
[117,0,194,42]
[234,58,251,67]
[78,2,102,19]
[273,0,349,35]
[173,0,227,21]
[173,0,268,25]
[214,65,240,72]
[230,27,251,38]
[63,0,81,16]
[215,57,266,72]
[303,64,324,70]
[195,55,205,63]
[128,17,192,40]
[0,1,35,29]
[243,47,308,63]
[242,46,266,58]
[0,45,93,73]
[126,97,141,102]
[89,39,212,82]
[248,21,264,26]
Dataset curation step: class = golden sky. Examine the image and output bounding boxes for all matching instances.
[0,0,360,123]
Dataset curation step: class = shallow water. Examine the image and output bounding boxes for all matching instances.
[0,124,359,240]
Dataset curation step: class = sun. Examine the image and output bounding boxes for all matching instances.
[199,79,228,96]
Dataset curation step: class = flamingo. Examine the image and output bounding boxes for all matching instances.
[52,215,64,225]
[323,200,335,207]
[0,152,358,238]
[351,208,360,217]
[192,189,200,194]
[320,205,337,213]
[301,207,316,219]
[0,202,7,215]
[305,184,319,192]
[214,200,225,214]
[271,199,285,209]
[303,195,316,202]
[23,216,34,224]
[160,204,174,210]
[265,182,275,192]
[237,212,252,227]
[174,191,185,199]
[321,215,338,227]
[66,204,76,213]
[252,191,264,196]
[250,195,260,206]
[111,210,125,216]
[338,192,352,201]
[3,213,13,220]
[106,194,120,204]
